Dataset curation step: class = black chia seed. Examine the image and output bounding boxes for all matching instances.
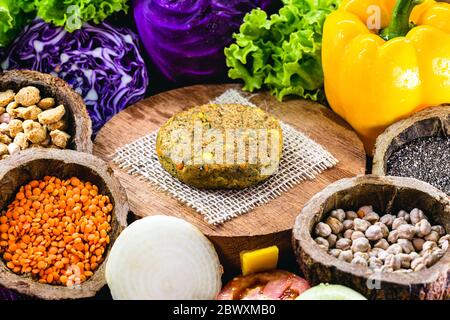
[386,136,450,194]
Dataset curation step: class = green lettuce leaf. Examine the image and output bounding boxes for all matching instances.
[0,0,35,47]
[225,0,340,101]
[35,0,129,32]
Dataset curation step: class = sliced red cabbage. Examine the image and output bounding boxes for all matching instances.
[0,287,17,300]
[133,0,272,83]
[1,19,149,134]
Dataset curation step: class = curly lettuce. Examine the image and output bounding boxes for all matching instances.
[225,0,340,101]
[35,0,129,32]
[0,0,35,47]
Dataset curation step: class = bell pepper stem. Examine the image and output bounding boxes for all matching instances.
[380,0,424,40]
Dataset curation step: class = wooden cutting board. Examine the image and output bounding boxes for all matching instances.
[94,84,366,270]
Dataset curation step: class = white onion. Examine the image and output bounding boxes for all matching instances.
[105,215,222,300]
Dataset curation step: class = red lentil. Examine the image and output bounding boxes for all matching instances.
[0,176,113,286]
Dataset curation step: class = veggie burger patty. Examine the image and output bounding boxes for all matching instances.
[156,104,283,189]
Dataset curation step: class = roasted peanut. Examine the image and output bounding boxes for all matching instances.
[397,224,416,240]
[23,120,47,144]
[392,217,407,230]
[369,257,383,269]
[353,251,368,258]
[351,231,365,241]
[397,239,414,254]
[13,132,29,149]
[329,249,342,258]
[38,105,65,125]
[351,256,368,267]
[0,113,10,124]
[424,231,439,242]
[379,214,395,228]
[386,244,402,255]
[345,211,358,220]
[8,119,23,138]
[0,133,12,145]
[343,219,354,230]
[363,212,380,224]
[356,205,373,218]
[19,105,42,120]
[326,216,344,234]
[330,209,346,222]
[431,225,446,237]
[327,234,337,248]
[410,208,426,224]
[397,253,411,269]
[46,119,68,131]
[50,130,71,149]
[37,97,55,110]
[335,238,352,251]
[365,225,383,241]
[415,219,431,237]
[374,222,389,238]
[0,90,15,108]
[15,86,41,106]
[338,250,353,263]
[343,229,354,239]
[6,101,19,117]
[315,222,332,237]
[315,237,329,250]
[374,239,389,250]
[397,210,410,223]
[387,230,399,244]
[353,218,371,232]
[0,143,8,156]
[352,237,370,253]
[422,241,437,252]
[384,254,401,270]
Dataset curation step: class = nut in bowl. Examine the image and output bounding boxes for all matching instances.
[293,175,450,300]
[0,70,93,159]
[0,149,128,299]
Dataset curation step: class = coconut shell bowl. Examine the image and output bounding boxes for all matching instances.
[0,149,128,299]
[293,175,450,300]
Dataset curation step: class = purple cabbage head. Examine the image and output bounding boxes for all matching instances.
[2,20,149,134]
[133,0,272,83]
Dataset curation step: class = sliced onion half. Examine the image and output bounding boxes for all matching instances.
[106,216,222,300]
[296,284,367,300]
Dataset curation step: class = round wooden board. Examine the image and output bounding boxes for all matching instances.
[94,84,366,270]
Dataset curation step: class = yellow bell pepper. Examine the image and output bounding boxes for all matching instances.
[322,0,450,154]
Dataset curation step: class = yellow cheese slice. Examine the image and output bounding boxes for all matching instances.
[240,246,279,276]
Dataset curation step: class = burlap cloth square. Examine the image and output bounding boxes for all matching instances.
[113,90,338,225]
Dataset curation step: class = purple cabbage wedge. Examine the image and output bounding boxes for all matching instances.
[0,287,17,300]
[2,20,149,134]
[133,0,272,83]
